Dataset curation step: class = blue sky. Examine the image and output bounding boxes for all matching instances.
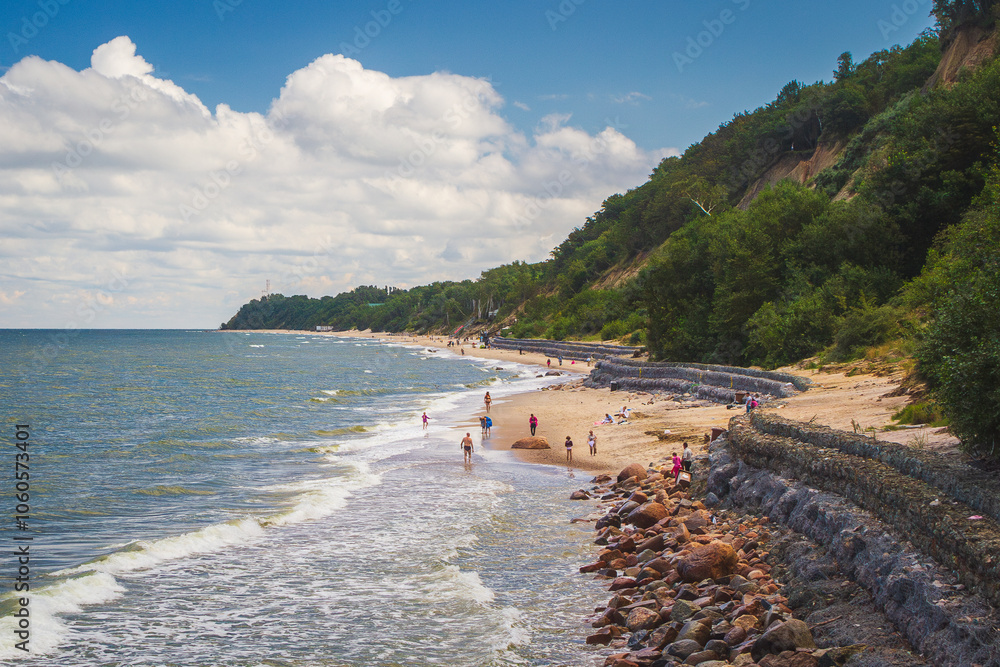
[0,1,936,327]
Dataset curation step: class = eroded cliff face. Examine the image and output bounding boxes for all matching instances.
[925,23,998,89]
[736,140,849,210]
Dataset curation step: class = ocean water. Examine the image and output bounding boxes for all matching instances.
[0,330,607,666]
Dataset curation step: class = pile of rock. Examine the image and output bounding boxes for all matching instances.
[577,462,860,667]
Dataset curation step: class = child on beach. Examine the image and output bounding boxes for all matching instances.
[565,436,573,463]
[422,412,430,430]
[587,430,597,455]
[671,452,682,481]
[479,416,487,436]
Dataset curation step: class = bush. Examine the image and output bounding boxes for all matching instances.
[827,301,904,362]
[600,319,628,341]
[892,401,946,426]
[918,264,1000,457]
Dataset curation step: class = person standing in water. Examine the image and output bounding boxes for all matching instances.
[461,433,474,463]
[422,412,430,430]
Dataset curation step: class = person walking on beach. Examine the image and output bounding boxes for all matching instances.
[546,359,551,368]
[529,414,538,436]
[587,430,597,456]
[681,442,693,472]
[565,435,574,463]
[422,412,430,430]
[484,416,492,437]
[461,433,474,463]
[484,392,492,413]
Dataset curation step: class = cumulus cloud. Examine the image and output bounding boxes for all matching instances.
[0,37,677,328]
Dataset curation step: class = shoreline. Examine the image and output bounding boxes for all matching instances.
[241,328,960,476]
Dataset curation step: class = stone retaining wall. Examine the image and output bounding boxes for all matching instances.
[588,360,799,398]
[707,437,1000,666]
[725,414,1000,610]
[489,337,642,362]
[604,358,812,392]
[748,411,1000,524]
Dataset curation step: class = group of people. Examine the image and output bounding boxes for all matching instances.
[562,430,597,463]
[669,442,694,481]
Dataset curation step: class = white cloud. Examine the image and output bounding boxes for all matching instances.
[0,37,676,328]
[611,91,653,105]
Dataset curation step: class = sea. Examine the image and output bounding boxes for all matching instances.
[0,330,610,667]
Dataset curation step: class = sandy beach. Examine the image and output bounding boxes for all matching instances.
[310,329,960,475]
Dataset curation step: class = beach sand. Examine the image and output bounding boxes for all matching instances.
[317,329,961,474]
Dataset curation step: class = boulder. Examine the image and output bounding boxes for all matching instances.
[751,619,817,662]
[670,599,701,622]
[618,463,648,484]
[511,436,549,449]
[626,502,669,529]
[625,606,662,632]
[759,651,820,667]
[665,639,704,660]
[676,541,738,583]
[569,489,590,500]
[675,618,710,645]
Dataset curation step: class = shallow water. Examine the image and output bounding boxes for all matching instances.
[0,330,607,665]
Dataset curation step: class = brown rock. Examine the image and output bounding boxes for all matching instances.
[732,614,760,631]
[512,436,549,449]
[724,625,748,645]
[618,463,648,483]
[751,620,817,662]
[586,628,616,645]
[570,489,590,500]
[609,577,637,591]
[625,606,662,632]
[758,651,819,667]
[677,541,739,583]
[627,502,669,529]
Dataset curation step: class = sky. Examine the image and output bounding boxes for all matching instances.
[0,0,936,328]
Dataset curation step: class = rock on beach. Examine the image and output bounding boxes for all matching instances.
[581,461,833,667]
[511,436,550,449]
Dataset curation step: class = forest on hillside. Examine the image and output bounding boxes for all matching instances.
[223,1,1000,457]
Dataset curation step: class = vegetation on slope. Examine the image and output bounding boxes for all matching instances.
[223,2,1000,456]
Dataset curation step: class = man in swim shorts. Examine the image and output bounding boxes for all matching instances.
[461,433,474,463]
